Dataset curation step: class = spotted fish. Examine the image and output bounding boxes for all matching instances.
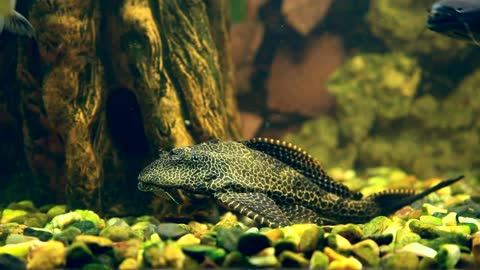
[138,138,463,228]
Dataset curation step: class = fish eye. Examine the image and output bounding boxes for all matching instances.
[456,7,464,12]
[192,154,200,161]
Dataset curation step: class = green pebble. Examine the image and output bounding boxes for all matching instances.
[216,225,245,252]
[352,239,380,267]
[53,226,81,244]
[309,251,329,270]
[143,243,166,268]
[156,223,189,240]
[222,251,249,268]
[70,220,97,234]
[5,234,29,244]
[23,227,53,241]
[46,205,67,220]
[424,234,469,251]
[205,248,227,265]
[363,216,392,235]
[278,250,310,268]
[82,262,112,270]
[7,201,36,212]
[100,226,137,242]
[248,254,279,267]
[106,217,129,227]
[383,251,419,269]
[331,224,363,243]
[66,241,94,268]
[11,213,48,227]
[393,229,421,249]
[436,244,461,269]
[181,244,217,262]
[1,209,27,224]
[298,226,324,253]
[419,215,443,226]
[418,256,439,270]
[409,219,449,239]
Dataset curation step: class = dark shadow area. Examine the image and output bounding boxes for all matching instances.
[105,87,150,156]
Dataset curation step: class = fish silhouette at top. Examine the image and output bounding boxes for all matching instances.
[0,0,35,38]
[138,138,463,228]
[427,0,480,45]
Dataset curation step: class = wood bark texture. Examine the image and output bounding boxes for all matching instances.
[1,0,240,217]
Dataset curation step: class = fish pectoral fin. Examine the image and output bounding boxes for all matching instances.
[214,192,291,228]
[278,204,336,225]
[4,11,35,38]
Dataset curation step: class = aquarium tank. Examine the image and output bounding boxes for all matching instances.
[1,0,480,269]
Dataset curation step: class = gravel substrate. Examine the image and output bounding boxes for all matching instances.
[0,168,478,269]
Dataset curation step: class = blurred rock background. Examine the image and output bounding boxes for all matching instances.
[232,0,480,178]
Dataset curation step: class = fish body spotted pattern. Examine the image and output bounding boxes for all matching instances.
[138,138,463,228]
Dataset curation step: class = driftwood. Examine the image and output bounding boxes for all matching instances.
[1,0,240,217]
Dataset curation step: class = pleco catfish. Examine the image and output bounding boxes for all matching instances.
[427,0,480,45]
[0,0,35,38]
[138,138,463,228]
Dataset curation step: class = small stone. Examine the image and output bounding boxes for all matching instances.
[26,240,65,269]
[46,205,67,220]
[409,220,449,239]
[383,251,419,269]
[457,253,476,269]
[181,244,217,262]
[74,210,105,229]
[328,256,362,270]
[351,239,379,267]
[11,213,48,228]
[442,212,458,226]
[0,253,25,270]
[157,223,189,240]
[323,246,347,262]
[423,203,447,216]
[75,235,113,254]
[248,254,279,267]
[216,225,245,252]
[7,201,36,212]
[309,250,329,270]
[213,213,239,229]
[106,217,129,228]
[177,233,201,245]
[23,227,53,241]
[361,233,393,246]
[53,226,81,244]
[83,262,111,270]
[393,229,421,249]
[143,243,166,268]
[5,234,32,244]
[331,224,363,243]
[113,239,141,262]
[70,220,98,235]
[100,225,137,242]
[273,240,297,256]
[419,215,443,226]
[119,258,138,270]
[400,242,437,258]
[281,226,301,245]
[362,216,392,235]
[298,225,324,253]
[0,241,39,258]
[47,212,82,230]
[66,241,94,268]
[291,224,317,237]
[436,244,460,269]
[165,243,186,268]
[327,234,351,253]
[245,227,259,234]
[199,232,216,246]
[221,251,249,268]
[472,235,480,264]
[262,228,284,243]
[278,250,309,268]
[425,233,469,250]
[188,221,209,233]
[418,256,439,270]
[237,233,271,256]
[205,248,227,265]
[1,209,27,224]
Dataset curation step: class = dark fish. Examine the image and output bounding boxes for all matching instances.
[427,0,480,45]
[138,137,463,228]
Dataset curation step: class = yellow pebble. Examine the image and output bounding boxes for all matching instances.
[176,233,200,245]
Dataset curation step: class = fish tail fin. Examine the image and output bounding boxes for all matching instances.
[367,175,464,215]
[4,11,35,38]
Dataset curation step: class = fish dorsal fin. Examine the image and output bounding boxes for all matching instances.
[242,137,363,200]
